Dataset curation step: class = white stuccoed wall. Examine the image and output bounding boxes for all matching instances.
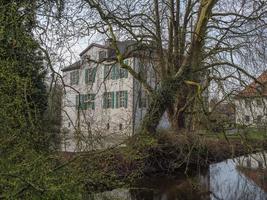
[61,45,170,152]
[235,98,267,126]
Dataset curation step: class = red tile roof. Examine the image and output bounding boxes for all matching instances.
[236,71,267,98]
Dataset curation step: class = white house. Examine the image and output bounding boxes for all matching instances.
[61,40,170,152]
[235,71,267,126]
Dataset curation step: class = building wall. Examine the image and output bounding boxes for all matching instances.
[235,98,267,126]
[61,45,170,152]
[61,46,135,151]
[235,152,267,169]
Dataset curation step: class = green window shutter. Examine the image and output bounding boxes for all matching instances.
[80,95,84,110]
[83,95,87,110]
[116,66,120,79]
[93,68,96,82]
[116,92,119,108]
[125,69,128,78]
[88,69,92,82]
[85,69,89,84]
[124,91,128,108]
[111,65,116,80]
[112,92,115,108]
[92,94,96,110]
[111,64,120,80]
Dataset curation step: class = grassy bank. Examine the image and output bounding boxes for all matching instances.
[202,127,267,141]
[59,130,266,195]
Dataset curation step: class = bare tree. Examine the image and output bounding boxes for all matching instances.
[37,0,267,134]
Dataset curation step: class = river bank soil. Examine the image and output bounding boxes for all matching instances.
[59,131,267,194]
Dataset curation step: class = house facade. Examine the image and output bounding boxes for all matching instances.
[61,40,170,152]
[208,98,236,131]
[235,71,267,126]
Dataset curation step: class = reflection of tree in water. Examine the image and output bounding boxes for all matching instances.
[209,158,266,200]
[95,155,266,200]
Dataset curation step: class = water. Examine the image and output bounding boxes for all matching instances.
[94,152,267,200]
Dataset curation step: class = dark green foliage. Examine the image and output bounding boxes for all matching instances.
[0,1,81,198]
[42,83,63,151]
[0,0,47,149]
[0,2,87,198]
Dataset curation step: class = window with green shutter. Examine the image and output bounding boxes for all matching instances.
[80,95,87,110]
[104,65,111,80]
[85,68,96,84]
[83,94,96,109]
[124,91,128,108]
[116,91,128,108]
[85,69,89,84]
[112,92,115,108]
[93,68,96,81]
[103,92,115,109]
[76,94,96,110]
[111,64,119,80]
[103,62,130,81]
[110,64,128,79]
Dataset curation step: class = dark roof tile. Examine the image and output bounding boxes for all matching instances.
[61,61,81,72]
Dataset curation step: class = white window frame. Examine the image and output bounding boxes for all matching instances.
[104,92,113,109]
[118,91,126,108]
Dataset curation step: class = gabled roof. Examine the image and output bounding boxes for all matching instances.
[61,61,81,72]
[79,43,110,56]
[236,71,267,98]
[61,40,158,72]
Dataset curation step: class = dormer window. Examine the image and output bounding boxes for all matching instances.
[99,51,107,60]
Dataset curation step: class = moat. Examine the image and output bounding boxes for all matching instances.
[93,152,267,200]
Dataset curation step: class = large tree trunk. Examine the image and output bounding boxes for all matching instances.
[138,77,184,134]
[167,95,187,131]
[168,104,186,130]
[139,71,203,134]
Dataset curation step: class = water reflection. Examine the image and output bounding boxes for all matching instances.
[210,158,266,200]
[94,152,267,200]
